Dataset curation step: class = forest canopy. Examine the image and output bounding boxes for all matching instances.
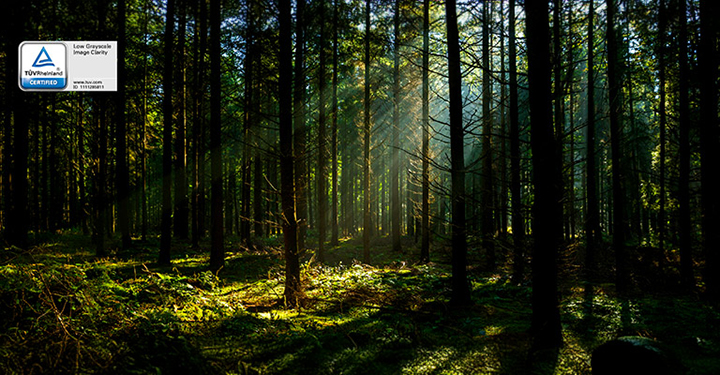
[1,0,720,373]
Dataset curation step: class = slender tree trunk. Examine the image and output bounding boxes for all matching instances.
[331,0,339,247]
[526,0,562,349]
[116,0,131,248]
[390,0,402,253]
[658,0,666,254]
[174,0,189,240]
[279,0,300,306]
[481,0,494,270]
[253,150,264,237]
[363,0,372,263]
[159,0,175,265]
[446,0,470,306]
[509,0,525,283]
[209,0,224,270]
[420,0,430,263]
[678,0,694,289]
[5,3,28,248]
[585,0,601,280]
[553,0,566,240]
[318,0,328,262]
[699,0,720,299]
[607,0,629,292]
[191,0,205,248]
[294,0,307,254]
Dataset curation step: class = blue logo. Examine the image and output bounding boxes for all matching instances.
[32,47,55,68]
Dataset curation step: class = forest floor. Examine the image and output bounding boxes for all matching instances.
[1,231,719,374]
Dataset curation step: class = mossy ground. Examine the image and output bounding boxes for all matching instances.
[1,232,718,374]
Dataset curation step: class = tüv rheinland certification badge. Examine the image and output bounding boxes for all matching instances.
[19,42,67,90]
[19,41,117,92]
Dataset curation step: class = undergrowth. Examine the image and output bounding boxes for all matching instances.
[1,234,718,374]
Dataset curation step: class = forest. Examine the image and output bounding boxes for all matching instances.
[1,0,720,373]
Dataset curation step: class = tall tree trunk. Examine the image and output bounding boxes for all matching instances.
[363,0,372,263]
[509,0,525,283]
[420,0,430,263]
[526,0,562,349]
[116,0,131,248]
[5,3,28,248]
[209,0,224,270]
[279,0,300,306]
[241,0,254,249]
[254,150,264,238]
[95,100,108,257]
[294,0,307,254]
[607,0,629,292]
[481,0,495,270]
[391,0,402,253]
[585,0,601,280]
[553,0,566,240]
[318,0,328,262]
[331,0,340,247]
[446,0,470,306]
[159,0,175,265]
[658,0,666,254]
[175,0,189,240]
[678,0,694,289]
[191,0,206,248]
[699,0,720,299]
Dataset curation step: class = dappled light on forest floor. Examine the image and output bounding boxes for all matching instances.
[1,234,719,374]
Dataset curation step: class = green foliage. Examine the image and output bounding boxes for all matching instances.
[1,238,719,374]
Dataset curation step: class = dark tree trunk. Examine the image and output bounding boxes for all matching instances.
[254,151,263,238]
[159,0,175,265]
[607,0,629,293]
[294,0,308,254]
[585,0,601,280]
[481,0,494,270]
[191,0,207,248]
[116,0,131,249]
[678,0,694,289]
[3,3,28,248]
[391,0,401,253]
[279,0,300,306]
[526,0,562,349]
[446,0,470,306]
[175,0,189,240]
[658,0,666,254]
[331,0,339,247]
[363,0,371,264]
[509,0,525,283]
[699,0,720,299]
[209,0,224,270]
[420,0,430,264]
[318,0,328,262]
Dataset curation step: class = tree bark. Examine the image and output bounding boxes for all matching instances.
[294,0,308,254]
[279,0,300,306]
[446,0,470,306]
[116,0,131,248]
[159,0,175,265]
[363,0,372,264]
[209,0,224,270]
[420,0,430,263]
[318,0,328,262]
[391,0,402,254]
[509,0,525,283]
[585,0,601,280]
[607,0,629,293]
[678,0,694,289]
[699,0,720,299]
[526,0,563,349]
[481,0,495,270]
